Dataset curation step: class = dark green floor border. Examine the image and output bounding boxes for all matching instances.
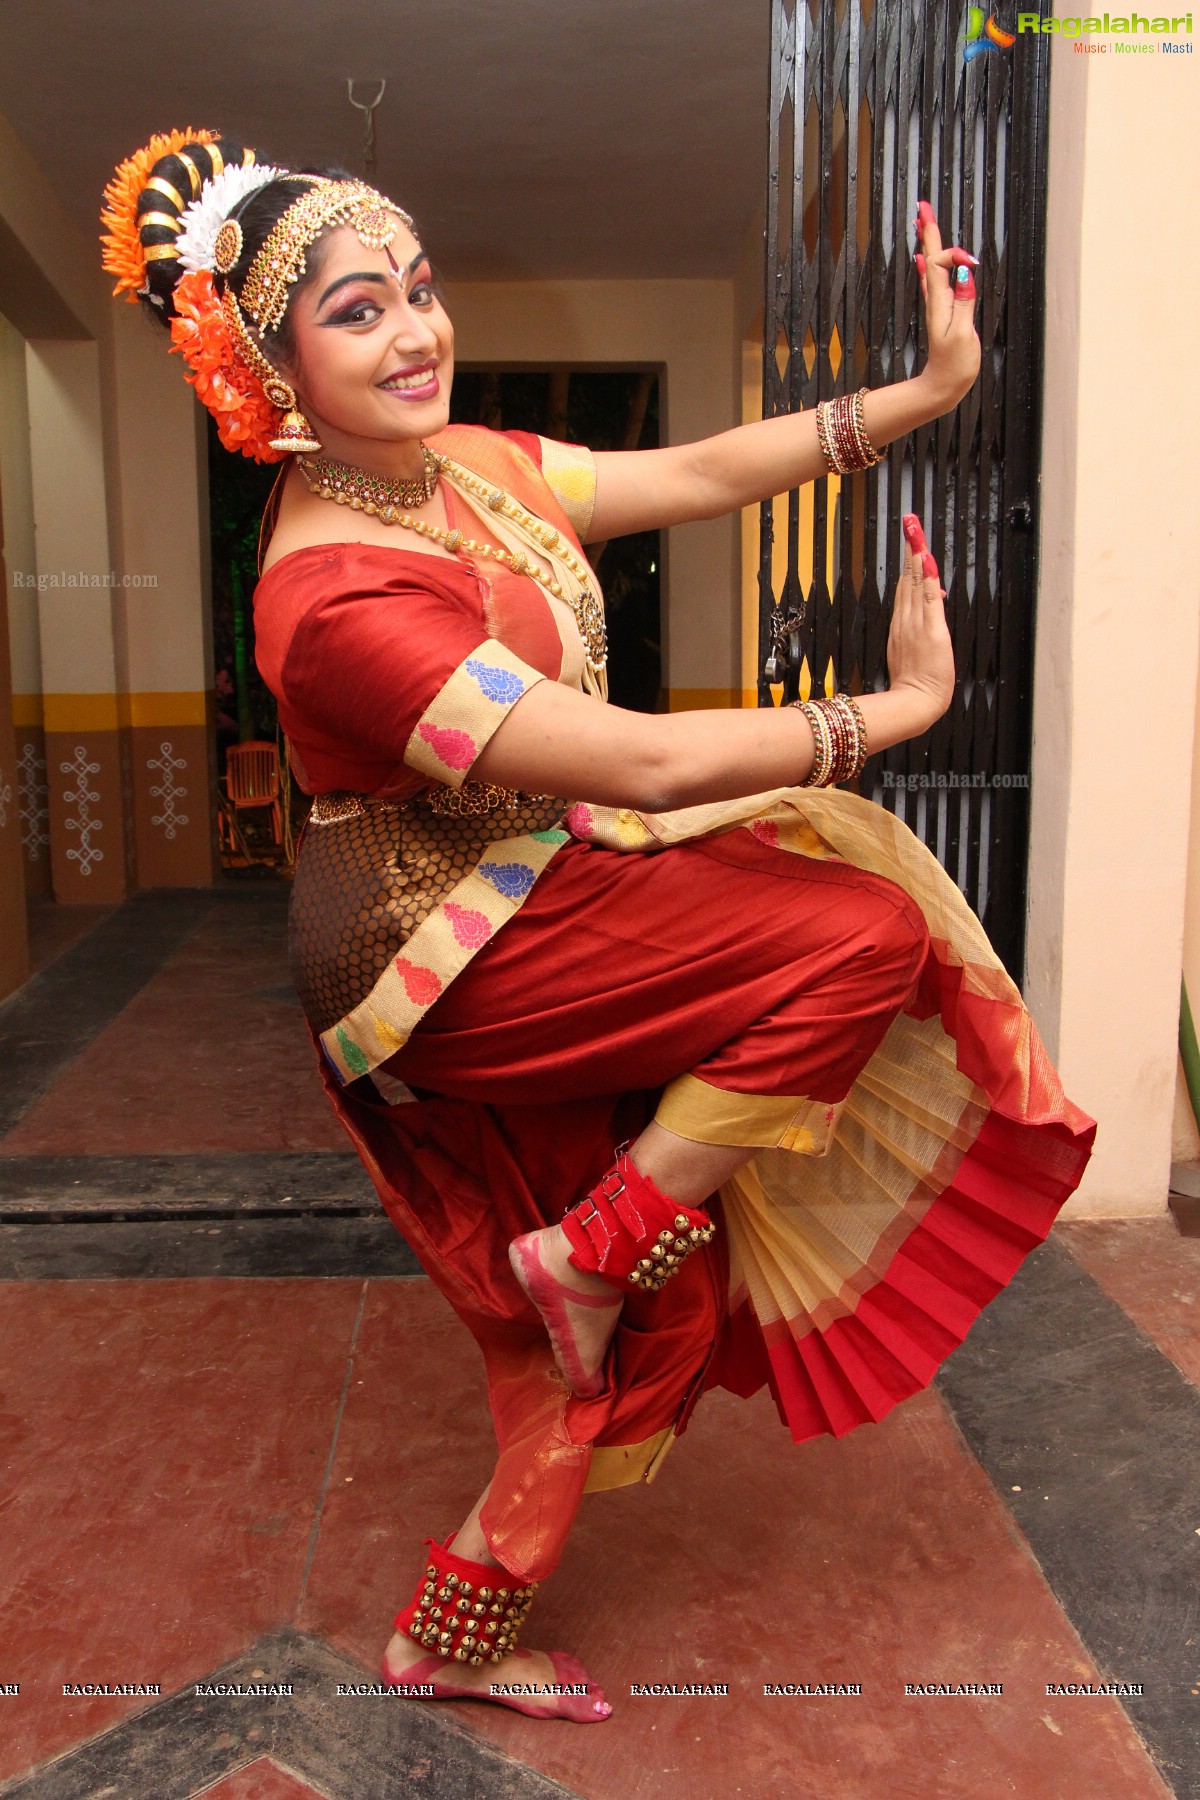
[0,1151,377,1215]
[0,1213,422,1279]
[0,1151,422,1278]
[0,1627,583,1800]
[935,1235,1199,1800]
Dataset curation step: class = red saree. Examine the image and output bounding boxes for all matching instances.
[252,423,1097,1582]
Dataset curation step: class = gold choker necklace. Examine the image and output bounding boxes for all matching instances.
[301,445,441,513]
[297,450,608,678]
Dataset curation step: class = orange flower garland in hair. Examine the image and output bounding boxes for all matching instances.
[99,126,219,300]
[169,270,286,464]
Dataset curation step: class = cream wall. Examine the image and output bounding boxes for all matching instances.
[109,300,215,698]
[0,315,39,693]
[25,340,117,698]
[1027,52,1200,1217]
[0,105,216,897]
[446,278,740,702]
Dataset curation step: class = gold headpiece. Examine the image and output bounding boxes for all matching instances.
[237,178,414,334]
[103,132,417,462]
[222,176,415,453]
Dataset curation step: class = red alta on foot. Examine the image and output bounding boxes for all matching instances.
[383,1532,611,1721]
[508,1230,623,1399]
[379,1646,612,1722]
[510,1141,716,1396]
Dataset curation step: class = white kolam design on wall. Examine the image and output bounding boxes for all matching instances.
[18,741,50,862]
[147,741,189,842]
[60,744,104,875]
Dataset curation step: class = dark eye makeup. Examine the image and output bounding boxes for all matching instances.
[321,266,438,326]
[324,295,384,325]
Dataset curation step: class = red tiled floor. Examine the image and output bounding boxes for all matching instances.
[302,1282,1171,1800]
[0,911,345,1154]
[190,1755,334,1799]
[1061,1216,1200,1389]
[0,1278,363,1784]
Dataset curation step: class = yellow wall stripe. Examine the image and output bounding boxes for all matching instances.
[18,691,210,732]
[124,691,210,728]
[42,693,121,732]
[11,694,44,728]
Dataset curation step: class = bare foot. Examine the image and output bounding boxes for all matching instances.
[508,1222,624,1397]
[382,1629,612,1722]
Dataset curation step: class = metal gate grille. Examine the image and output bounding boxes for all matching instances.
[758,0,1050,981]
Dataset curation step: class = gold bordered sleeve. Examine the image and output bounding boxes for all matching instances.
[404,640,549,790]
[536,437,597,544]
[272,559,550,785]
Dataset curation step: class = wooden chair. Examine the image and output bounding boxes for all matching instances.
[220,740,283,855]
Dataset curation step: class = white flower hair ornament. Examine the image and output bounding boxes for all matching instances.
[176,161,289,275]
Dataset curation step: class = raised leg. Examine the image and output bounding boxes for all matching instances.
[509,1124,757,1397]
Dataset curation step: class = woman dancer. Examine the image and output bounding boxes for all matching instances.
[102,130,1096,1725]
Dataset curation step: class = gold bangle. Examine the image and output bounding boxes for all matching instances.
[790,694,868,785]
[839,692,869,775]
[850,390,884,469]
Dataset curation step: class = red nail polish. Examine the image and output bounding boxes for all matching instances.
[917,200,936,231]
[922,551,939,580]
[902,514,927,552]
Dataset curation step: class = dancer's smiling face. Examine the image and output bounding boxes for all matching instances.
[278,220,454,462]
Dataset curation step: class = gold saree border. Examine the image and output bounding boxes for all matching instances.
[321,825,571,1083]
[404,639,548,789]
[583,1425,677,1492]
[655,1072,846,1152]
[537,436,597,543]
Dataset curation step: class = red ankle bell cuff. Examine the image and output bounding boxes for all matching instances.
[394,1534,538,1666]
[560,1140,716,1293]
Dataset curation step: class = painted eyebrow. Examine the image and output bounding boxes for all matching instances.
[316,252,430,311]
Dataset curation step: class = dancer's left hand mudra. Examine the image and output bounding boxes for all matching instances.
[583,196,981,542]
[913,198,982,409]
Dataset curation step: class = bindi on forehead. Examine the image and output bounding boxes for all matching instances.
[384,246,429,293]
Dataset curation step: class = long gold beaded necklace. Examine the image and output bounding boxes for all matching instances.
[297,446,608,686]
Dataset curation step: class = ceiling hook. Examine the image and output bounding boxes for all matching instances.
[347,78,387,181]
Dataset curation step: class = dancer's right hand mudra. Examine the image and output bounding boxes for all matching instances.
[471,515,955,813]
[471,192,975,812]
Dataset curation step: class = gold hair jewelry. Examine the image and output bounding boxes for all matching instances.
[214,175,414,456]
[238,178,414,335]
[176,151,204,197]
[146,174,187,211]
[212,217,243,274]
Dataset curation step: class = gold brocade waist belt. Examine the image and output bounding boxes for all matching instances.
[291,781,571,1040]
[307,780,554,824]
